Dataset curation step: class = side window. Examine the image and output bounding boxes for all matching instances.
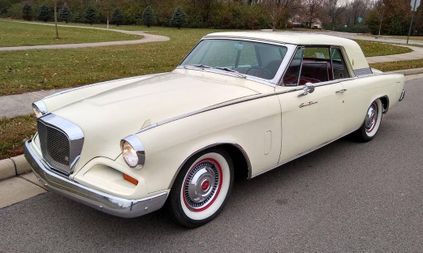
[304,47,330,60]
[300,47,331,85]
[283,48,304,86]
[330,48,350,79]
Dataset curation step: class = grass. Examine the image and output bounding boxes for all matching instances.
[370,59,423,72]
[0,26,216,95]
[0,19,140,47]
[0,115,36,159]
[355,40,412,57]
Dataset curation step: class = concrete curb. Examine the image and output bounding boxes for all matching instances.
[0,155,32,181]
[389,67,423,76]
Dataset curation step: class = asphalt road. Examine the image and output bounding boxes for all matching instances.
[1,78,422,252]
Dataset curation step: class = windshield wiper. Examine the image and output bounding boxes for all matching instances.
[182,64,246,79]
[183,64,211,69]
[215,66,246,79]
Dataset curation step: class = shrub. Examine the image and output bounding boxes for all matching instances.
[170,7,186,29]
[111,9,124,26]
[84,7,97,24]
[142,5,156,27]
[38,5,52,22]
[59,5,71,23]
[22,3,32,20]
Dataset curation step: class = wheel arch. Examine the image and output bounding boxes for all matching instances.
[169,143,252,189]
[379,95,390,113]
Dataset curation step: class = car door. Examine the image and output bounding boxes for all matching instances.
[277,46,345,164]
[330,46,368,134]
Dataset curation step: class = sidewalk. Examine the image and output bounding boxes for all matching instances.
[317,31,423,63]
[0,20,169,52]
[0,88,65,118]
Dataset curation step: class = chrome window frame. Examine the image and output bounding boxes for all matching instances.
[280,44,359,88]
[176,37,297,87]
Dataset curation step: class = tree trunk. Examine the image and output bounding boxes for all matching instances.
[54,0,59,39]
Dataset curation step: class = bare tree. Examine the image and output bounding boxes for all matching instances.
[97,0,114,28]
[326,0,345,29]
[261,0,300,30]
[373,0,385,36]
[348,0,371,25]
[303,0,323,28]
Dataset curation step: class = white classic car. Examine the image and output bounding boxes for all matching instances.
[25,32,405,227]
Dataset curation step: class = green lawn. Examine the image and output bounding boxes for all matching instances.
[0,19,140,47]
[0,26,216,95]
[355,40,412,57]
[0,115,36,159]
[370,59,423,72]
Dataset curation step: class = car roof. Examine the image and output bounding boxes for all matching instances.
[204,31,370,72]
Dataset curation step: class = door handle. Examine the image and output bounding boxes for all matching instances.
[335,89,347,94]
[299,101,318,108]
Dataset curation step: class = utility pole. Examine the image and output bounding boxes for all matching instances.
[407,0,419,44]
[54,0,59,39]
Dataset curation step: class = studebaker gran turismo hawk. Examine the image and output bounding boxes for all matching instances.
[25,32,405,227]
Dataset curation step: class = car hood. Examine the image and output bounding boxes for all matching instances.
[51,71,259,166]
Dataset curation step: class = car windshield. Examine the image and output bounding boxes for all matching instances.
[181,39,288,80]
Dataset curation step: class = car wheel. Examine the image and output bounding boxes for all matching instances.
[167,148,234,228]
[355,99,383,142]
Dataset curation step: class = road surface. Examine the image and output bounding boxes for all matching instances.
[0,78,422,252]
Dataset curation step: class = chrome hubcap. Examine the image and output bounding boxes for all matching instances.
[365,102,378,133]
[183,159,221,211]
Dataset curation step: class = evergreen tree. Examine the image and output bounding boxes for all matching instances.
[59,5,71,23]
[111,9,124,26]
[170,7,187,29]
[135,9,143,25]
[142,6,156,27]
[38,5,52,22]
[84,7,97,25]
[22,4,32,21]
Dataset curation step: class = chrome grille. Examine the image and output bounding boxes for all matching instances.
[37,114,84,175]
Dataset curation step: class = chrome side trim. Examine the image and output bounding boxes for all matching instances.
[136,88,302,135]
[24,140,168,218]
[137,72,400,135]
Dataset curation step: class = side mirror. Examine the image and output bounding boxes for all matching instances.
[298,83,315,97]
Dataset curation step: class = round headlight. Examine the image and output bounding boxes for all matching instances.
[121,135,145,168]
[32,101,48,118]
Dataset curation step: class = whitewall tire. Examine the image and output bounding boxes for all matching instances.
[355,98,383,142]
[167,148,234,228]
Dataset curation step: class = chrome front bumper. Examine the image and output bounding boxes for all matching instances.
[24,140,168,218]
